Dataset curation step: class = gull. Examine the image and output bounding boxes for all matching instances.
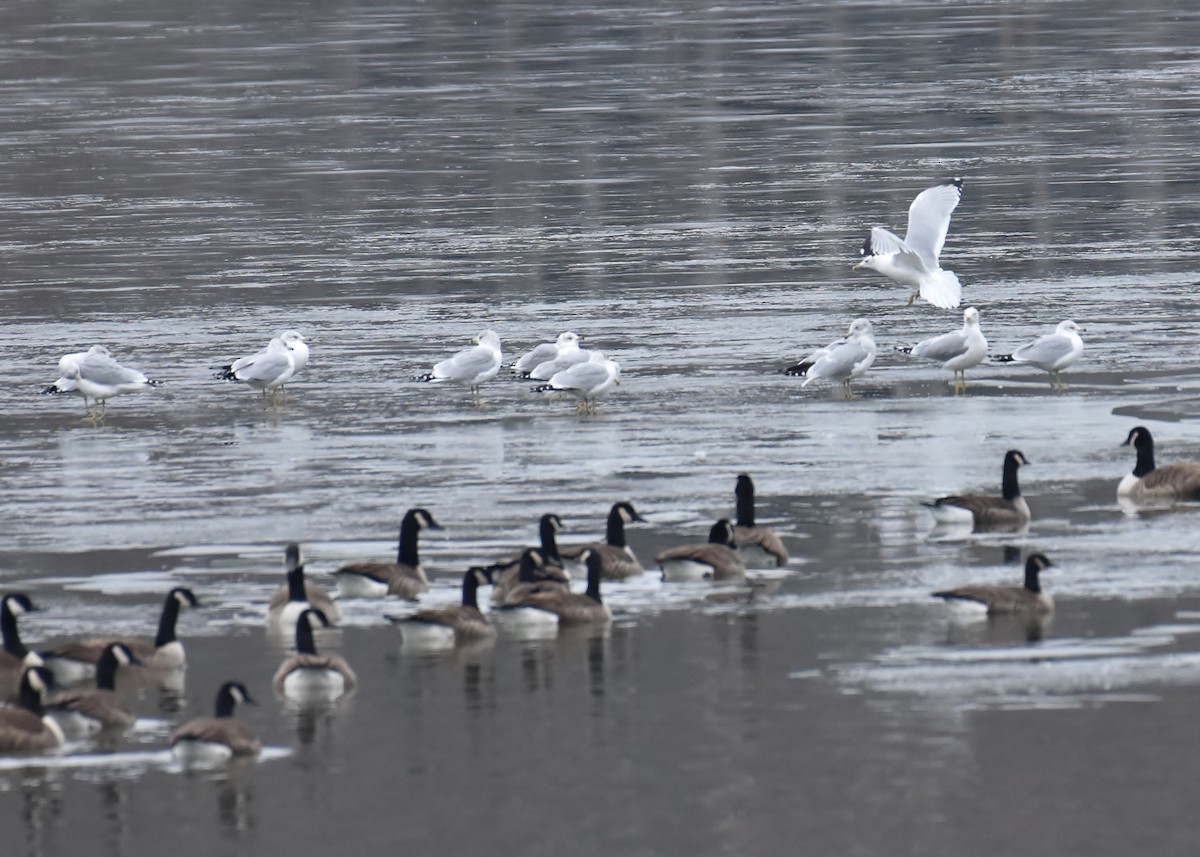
[513,331,581,376]
[786,318,876,399]
[526,332,590,381]
[416,329,503,403]
[854,178,964,309]
[223,337,296,405]
[43,345,110,395]
[531,351,620,414]
[899,306,987,393]
[66,349,162,419]
[994,320,1085,390]
[217,330,309,387]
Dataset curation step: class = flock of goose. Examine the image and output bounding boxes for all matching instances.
[3,421,1198,763]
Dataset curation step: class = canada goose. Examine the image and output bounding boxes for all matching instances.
[504,548,612,625]
[40,587,199,685]
[732,474,789,569]
[532,352,621,414]
[900,307,987,393]
[267,543,341,628]
[170,681,260,767]
[390,567,496,649]
[932,553,1055,615]
[788,319,876,399]
[923,450,1031,530]
[272,609,357,703]
[0,594,43,700]
[45,643,141,735]
[1118,426,1200,504]
[490,516,570,606]
[415,330,503,402]
[0,667,64,755]
[994,320,1085,389]
[658,520,746,582]
[853,178,963,308]
[333,508,440,599]
[559,501,646,580]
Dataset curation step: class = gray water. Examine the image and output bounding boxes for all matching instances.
[3,1,1200,854]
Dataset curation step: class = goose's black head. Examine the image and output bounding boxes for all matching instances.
[709,519,736,547]
[169,587,200,609]
[540,513,563,533]
[1006,450,1030,468]
[1,593,36,618]
[612,502,645,525]
[1123,426,1152,450]
[407,508,442,531]
[1023,553,1053,592]
[285,543,303,572]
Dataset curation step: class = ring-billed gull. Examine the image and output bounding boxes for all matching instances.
[217,330,308,386]
[922,449,1030,531]
[42,345,111,395]
[899,306,987,393]
[1117,426,1200,505]
[786,318,876,399]
[994,320,1084,390]
[513,331,580,376]
[531,351,620,414]
[66,349,162,419]
[224,337,296,405]
[853,178,964,309]
[417,330,503,403]
[526,331,589,381]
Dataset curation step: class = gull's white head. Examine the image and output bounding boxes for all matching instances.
[847,318,874,338]
[963,307,980,326]
[279,330,306,346]
[1057,320,1084,336]
[555,331,581,347]
[474,330,502,349]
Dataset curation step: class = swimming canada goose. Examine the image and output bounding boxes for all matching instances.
[333,508,441,599]
[932,553,1055,615]
[0,667,64,755]
[391,567,496,649]
[502,548,612,626]
[39,587,199,685]
[899,306,987,393]
[1118,426,1200,504]
[45,643,141,736]
[559,501,646,580]
[490,516,571,606]
[267,543,342,628]
[994,320,1085,389]
[732,474,789,569]
[170,681,260,767]
[923,450,1031,530]
[658,520,746,582]
[853,178,963,309]
[0,594,43,700]
[272,609,357,703]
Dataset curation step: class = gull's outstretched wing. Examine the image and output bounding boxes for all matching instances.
[904,179,962,269]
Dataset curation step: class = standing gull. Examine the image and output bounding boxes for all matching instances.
[900,306,987,393]
[786,318,876,399]
[218,329,309,393]
[532,351,620,414]
[222,337,296,405]
[526,332,589,381]
[43,345,110,395]
[854,178,964,309]
[66,348,162,419]
[513,331,582,377]
[994,320,1085,390]
[416,329,503,403]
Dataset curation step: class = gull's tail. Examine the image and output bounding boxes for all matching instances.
[919,269,962,309]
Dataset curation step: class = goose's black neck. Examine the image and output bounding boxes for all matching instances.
[17,673,44,716]
[295,615,319,656]
[214,686,240,719]
[1001,455,1023,501]
[735,476,756,528]
[95,648,122,691]
[397,514,422,566]
[1023,561,1043,594]
[605,508,628,548]
[539,518,562,565]
[584,556,603,604]
[1,605,28,659]
[517,551,541,584]
[154,592,183,648]
[461,571,483,610]
[1132,433,1156,478]
[286,567,307,603]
